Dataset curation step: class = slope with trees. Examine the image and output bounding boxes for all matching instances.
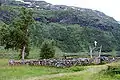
[0,0,120,55]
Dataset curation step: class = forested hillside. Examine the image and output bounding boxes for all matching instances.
[0,0,120,53]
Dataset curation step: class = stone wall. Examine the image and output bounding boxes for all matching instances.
[8,57,117,68]
[9,58,90,67]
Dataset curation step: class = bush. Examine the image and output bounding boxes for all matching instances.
[40,40,55,59]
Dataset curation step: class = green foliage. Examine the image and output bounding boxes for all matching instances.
[0,7,34,59]
[0,59,84,80]
[31,22,116,53]
[97,63,120,80]
[40,40,55,59]
[0,49,19,59]
[0,4,120,54]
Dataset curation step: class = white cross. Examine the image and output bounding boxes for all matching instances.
[94,41,97,47]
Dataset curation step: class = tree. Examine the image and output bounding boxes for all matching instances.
[0,7,34,59]
[40,40,55,59]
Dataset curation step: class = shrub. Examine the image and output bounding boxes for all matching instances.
[40,40,55,59]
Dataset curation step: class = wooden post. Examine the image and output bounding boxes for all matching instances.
[89,46,93,58]
[98,45,102,57]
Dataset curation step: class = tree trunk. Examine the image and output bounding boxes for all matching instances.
[22,46,25,64]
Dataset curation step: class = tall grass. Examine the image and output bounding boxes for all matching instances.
[50,61,120,80]
[0,49,18,59]
[0,46,115,60]
[0,59,85,80]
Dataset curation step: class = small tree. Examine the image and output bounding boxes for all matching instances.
[40,40,55,59]
[0,7,34,59]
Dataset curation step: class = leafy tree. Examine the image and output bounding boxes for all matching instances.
[0,7,34,59]
[40,40,55,59]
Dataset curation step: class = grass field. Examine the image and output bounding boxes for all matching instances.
[0,59,85,80]
[0,48,120,80]
[1,58,120,80]
[0,47,115,59]
[49,62,120,80]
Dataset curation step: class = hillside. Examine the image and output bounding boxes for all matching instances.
[0,0,120,53]
[2,0,119,31]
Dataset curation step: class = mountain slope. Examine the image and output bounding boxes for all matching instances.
[0,0,120,53]
[2,0,120,31]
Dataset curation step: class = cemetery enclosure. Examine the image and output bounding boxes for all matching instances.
[9,57,117,68]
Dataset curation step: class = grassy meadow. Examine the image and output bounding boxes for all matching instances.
[0,58,120,80]
[50,62,120,80]
[0,58,86,80]
[0,48,120,80]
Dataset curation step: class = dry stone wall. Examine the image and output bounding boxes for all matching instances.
[8,57,117,68]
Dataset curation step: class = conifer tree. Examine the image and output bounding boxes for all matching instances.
[40,40,55,59]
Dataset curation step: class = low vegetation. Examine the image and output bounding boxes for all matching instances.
[0,1,120,80]
[0,48,120,80]
[40,40,55,59]
[0,3,120,54]
[0,59,85,80]
[47,62,120,80]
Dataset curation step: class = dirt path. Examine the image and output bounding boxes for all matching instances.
[27,65,108,80]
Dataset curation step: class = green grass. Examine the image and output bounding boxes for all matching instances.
[50,62,120,80]
[0,48,40,59]
[0,47,116,59]
[0,59,85,80]
[0,47,62,59]
[0,48,120,80]
[49,70,115,80]
[51,74,115,80]
[0,59,120,80]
